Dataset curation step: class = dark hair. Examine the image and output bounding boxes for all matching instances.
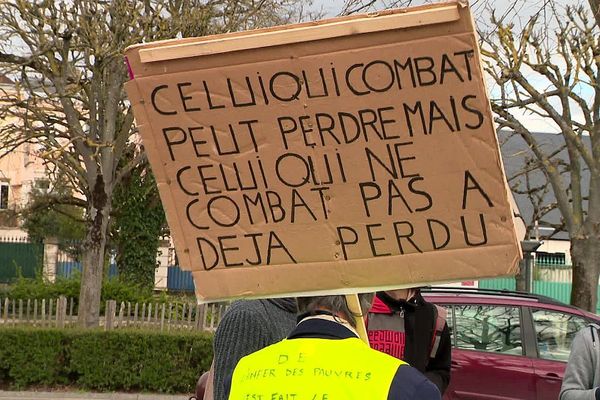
[296,294,374,328]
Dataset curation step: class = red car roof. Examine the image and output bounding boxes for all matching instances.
[422,289,600,322]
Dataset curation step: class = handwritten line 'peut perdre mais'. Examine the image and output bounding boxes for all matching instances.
[161,96,484,168]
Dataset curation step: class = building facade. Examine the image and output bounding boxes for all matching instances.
[0,77,50,229]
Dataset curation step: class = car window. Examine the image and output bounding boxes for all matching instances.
[531,309,587,362]
[454,305,523,355]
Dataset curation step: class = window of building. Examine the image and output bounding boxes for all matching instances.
[34,179,50,193]
[454,304,523,355]
[0,183,9,209]
[531,309,587,361]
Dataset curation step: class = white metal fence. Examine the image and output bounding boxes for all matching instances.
[0,296,229,332]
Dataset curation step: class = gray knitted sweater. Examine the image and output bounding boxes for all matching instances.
[560,324,600,400]
[212,298,297,400]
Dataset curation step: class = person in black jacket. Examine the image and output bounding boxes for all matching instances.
[367,288,452,394]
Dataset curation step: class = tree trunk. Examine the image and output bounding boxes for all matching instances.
[78,175,111,328]
[589,0,600,28]
[570,236,600,312]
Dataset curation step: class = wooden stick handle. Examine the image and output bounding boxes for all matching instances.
[345,294,369,344]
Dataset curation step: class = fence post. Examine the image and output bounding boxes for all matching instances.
[133,303,139,327]
[43,237,59,283]
[33,299,38,327]
[18,299,23,326]
[117,302,125,328]
[141,303,146,328]
[41,299,46,326]
[160,303,166,331]
[147,303,153,325]
[201,304,208,331]
[12,299,16,326]
[56,296,67,328]
[105,300,117,331]
[2,298,7,324]
[49,298,54,327]
[209,304,216,331]
[153,302,159,328]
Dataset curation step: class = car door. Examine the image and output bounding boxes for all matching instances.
[444,304,536,400]
[529,308,588,400]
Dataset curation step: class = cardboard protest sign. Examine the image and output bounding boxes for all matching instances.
[124,1,521,301]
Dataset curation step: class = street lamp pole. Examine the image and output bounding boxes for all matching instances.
[521,240,542,293]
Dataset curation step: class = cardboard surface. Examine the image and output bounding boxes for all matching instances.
[124,1,521,301]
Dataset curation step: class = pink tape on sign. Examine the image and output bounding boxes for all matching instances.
[124,57,134,80]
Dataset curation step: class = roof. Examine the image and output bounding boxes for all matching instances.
[0,75,14,85]
[499,130,590,241]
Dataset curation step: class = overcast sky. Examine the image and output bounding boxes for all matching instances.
[309,0,583,133]
[312,0,572,21]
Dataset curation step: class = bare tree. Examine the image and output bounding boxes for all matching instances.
[0,0,316,327]
[482,3,600,311]
[501,134,567,292]
[589,0,600,26]
[340,0,413,15]
[339,0,600,309]
[339,0,544,22]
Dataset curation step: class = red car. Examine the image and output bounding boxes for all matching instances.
[422,287,600,400]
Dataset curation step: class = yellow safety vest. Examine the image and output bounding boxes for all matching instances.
[228,336,406,400]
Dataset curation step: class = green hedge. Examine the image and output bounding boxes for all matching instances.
[1,276,156,305]
[0,328,213,392]
[0,277,195,313]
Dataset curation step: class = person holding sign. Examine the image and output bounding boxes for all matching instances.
[226,294,441,400]
[367,288,451,394]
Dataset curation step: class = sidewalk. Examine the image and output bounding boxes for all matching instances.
[0,391,191,400]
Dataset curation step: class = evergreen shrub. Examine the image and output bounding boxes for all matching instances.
[0,327,212,393]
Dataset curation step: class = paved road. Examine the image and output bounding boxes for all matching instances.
[0,391,191,400]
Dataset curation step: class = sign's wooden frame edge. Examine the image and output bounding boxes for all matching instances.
[139,4,461,63]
